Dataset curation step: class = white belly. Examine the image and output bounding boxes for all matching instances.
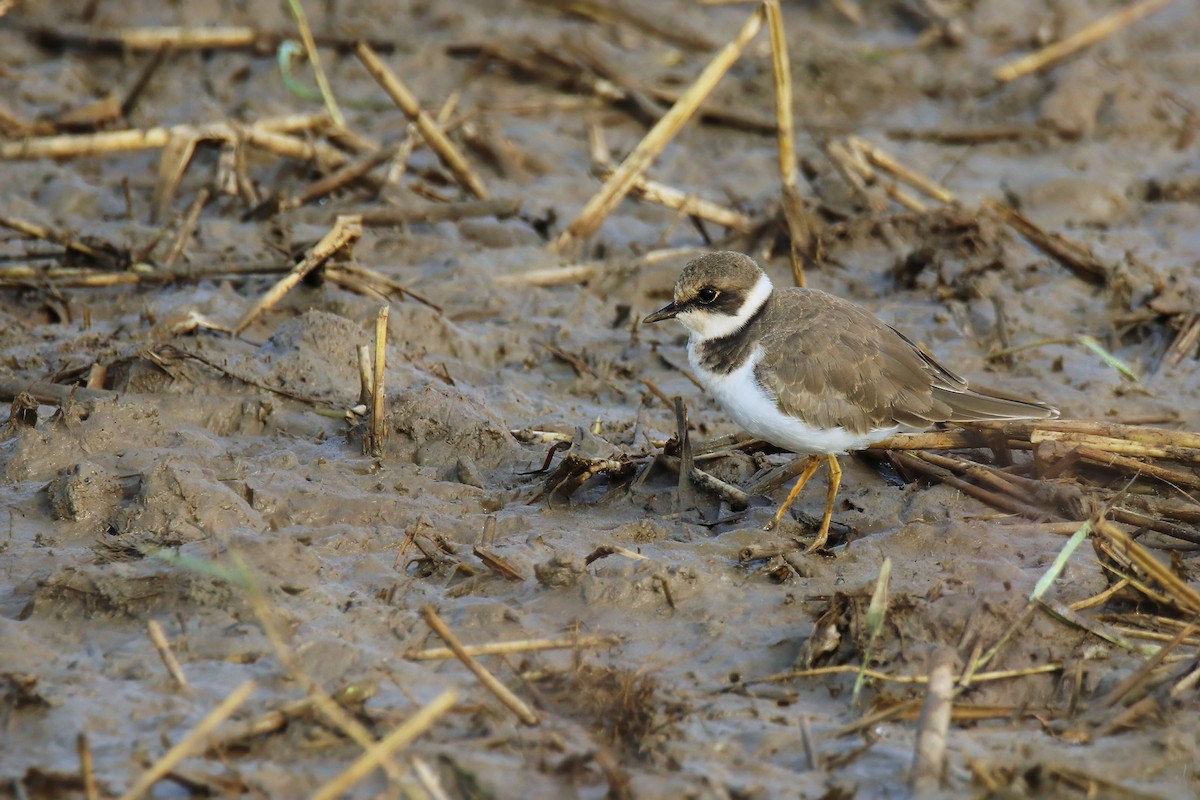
[688,341,899,455]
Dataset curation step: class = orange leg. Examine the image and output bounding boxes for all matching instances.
[804,454,842,553]
[764,455,821,531]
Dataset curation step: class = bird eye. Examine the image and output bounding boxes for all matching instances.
[697,287,720,304]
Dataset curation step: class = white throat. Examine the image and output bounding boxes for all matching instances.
[677,272,774,341]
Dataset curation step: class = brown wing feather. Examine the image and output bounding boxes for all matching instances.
[752,289,1056,434]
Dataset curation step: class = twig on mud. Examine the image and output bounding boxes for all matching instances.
[536,340,626,395]
[325,262,442,312]
[0,214,132,270]
[885,125,1052,144]
[309,689,459,800]
[1028,427,1200,464]
[229,557,410,785]
[741,662,1061,689]
[77,733,100,800]
[420,606,539,725]
[407,634,621,661]
[472,546,526,581]
[983,200,1110,284]
[673,396,696,514]
[869,429,1019,451]
[1096,619,1198,710]
[365,305,390,457]
[849,135,956,205]
[16,23,399,53]
[1071,444,1200,491]
[356,197,522,225]
[910,646,956,795]
[118,680,255,800]
[822,136,1113,285]
[1093,519,1200,614]
[355,43,490,199]
[584,544,649,565]
[0,113,325,160]
[495,263,598,287]
[988,334,1137,381]
[234,214,362,335]
[265,144,398,216]
[588,125,758,234]
[825,138,922,212]
[527,0,717,52]
[1161,314,1200,371]
[162,188,209,268]
[992,0,1177,84]
[889,451,1055,521]
[0,380,113,405]
[660,458,750,509]
[202,684,371,755]
[147,619,190,692]
[412,757,453,800]
[551,4,765,251]
[495,246,706,288]
[764,0,817,286]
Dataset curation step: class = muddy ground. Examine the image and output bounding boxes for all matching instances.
[2,1,1200,798]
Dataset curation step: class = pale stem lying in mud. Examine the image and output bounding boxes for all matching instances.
[234,214,363,335]
[146,619,190,692]
[420,605,540,726]
[309,689,459,800]
[118,680,255,800]
[407,634,622,661]
[552,3,765,251]
[355,42,490,200]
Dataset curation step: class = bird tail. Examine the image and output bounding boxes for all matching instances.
[933,383,1059,422]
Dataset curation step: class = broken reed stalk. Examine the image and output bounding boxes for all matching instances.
[0,214,127,269]
[147,619,190,691]
[1092,520,1200,613]
[590,158,757,233]
[0,112,328,160]
[277,144,398,213]
[849,136,955,204]
[231,558,407,785]
[747,662,1061,687]
[356,197,522,226]
[674,396,697,513]
[910,646,956,795]
[1031,429,1200,464]
[118,680,255,800]
[408,634,621,661]
[283,0,344,126]
[764,0,814,286]
[419,605,539,726]
[992,0,1177,84]
[309,689,459,800]
[1072,444,1200,491]
[1097,620,1197,710]
[411,757,452,800]
[366,305,389,457]
[356,344,373,407]
[984,200,1109,284]
[826,139,923,211]
[77,733,100,800]
[825,136,1111,285]
[355,43,489,199]
[975,418,1200,449]
[234,214,362,334]
[162,188,209,268]
[552,4,765,251]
